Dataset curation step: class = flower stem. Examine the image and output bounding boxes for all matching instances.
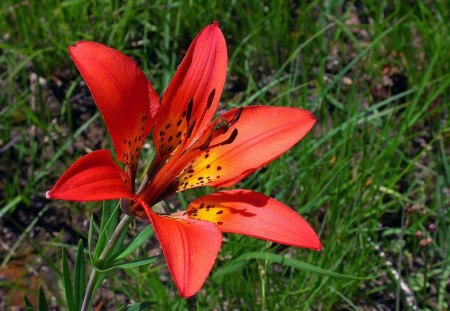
[81,214,134,311]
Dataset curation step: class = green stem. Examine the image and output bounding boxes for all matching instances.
[81,214,134,311]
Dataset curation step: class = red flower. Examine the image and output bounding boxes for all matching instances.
[47,23,321,298]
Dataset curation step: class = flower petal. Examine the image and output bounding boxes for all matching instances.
[153,22,227,158]
[69,41,160,177]
[173,106,315,191]
[186,190,321,250]
[142,202,222,298]
[46,150,134,202]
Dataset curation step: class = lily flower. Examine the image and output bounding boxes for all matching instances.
[47,23,321,298]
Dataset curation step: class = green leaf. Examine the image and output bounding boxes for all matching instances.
[108,225,129,260]
[23,296,34,311]
[73,240,86,311]
[116,225,154,260]
[93,201,120,262]
[62,249,75,311]
[96,255,161,272]
[213,260,249,280]
[118,301,155,311]
[38,287,49,311]
[236,252,375,280]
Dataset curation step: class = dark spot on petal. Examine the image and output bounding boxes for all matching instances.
[216,210,223,215]
[206,89,216,109]
[217,221,223,225]
[217,166,222,170]
[186,98,193,121]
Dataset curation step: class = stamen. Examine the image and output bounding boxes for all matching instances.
[186,119,196,139]
[219,128,238,146]
[229,107,243,126]
[200,134,213,151]
[213,117,229,133]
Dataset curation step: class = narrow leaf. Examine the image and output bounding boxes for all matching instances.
[96,255,161,272]
[116,225,154,260]
[237,252,375,280]
[94,201,120,262]
[23,296,34,311]
[118,301,155,311]
[38,287,49,311]
[62,249,75,311]
[73,240,86,310]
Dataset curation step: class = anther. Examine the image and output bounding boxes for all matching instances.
[200,134,213,151]
[219,129,238,146]
[213,117,229,133]
[187,120,196,139]
[229,107,243,126]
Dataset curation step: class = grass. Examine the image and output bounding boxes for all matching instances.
[1,0,449,310]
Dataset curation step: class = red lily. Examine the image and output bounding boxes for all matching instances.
[47,23,321,298]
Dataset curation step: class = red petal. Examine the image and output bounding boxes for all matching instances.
[153,23,227,158]
[46,150,134,202]
[69,41,160,176]
[186,190,321,250]
[173,106,315,191]
[142,203,222,298]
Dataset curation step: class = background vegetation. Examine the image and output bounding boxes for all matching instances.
[1,0,448,310]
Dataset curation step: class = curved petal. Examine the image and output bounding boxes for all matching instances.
[69,41,160,178]
[173,106,315,191]
[153,22,227,158]
[46,150,134,202]
[186,190,321,250]
[140,200,222,298]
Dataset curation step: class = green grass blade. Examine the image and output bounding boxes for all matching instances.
[118,301,155,311]
[37,287,49,311]
[116,225,154,260]
[0,196,22,220]
[237,252,375,280]
[23,296,34,311]
[96,255,162,273]
[93,201,120,262]
[62,249,75,311]
[73,240,86,311]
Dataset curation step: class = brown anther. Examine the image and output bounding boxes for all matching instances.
[200,134,213,151]
[229,107,243,126]
[220,128,238,145]
[187,120,196,138]
[213,117,229,133]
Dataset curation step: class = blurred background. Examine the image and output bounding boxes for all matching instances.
[0,0,449,310]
